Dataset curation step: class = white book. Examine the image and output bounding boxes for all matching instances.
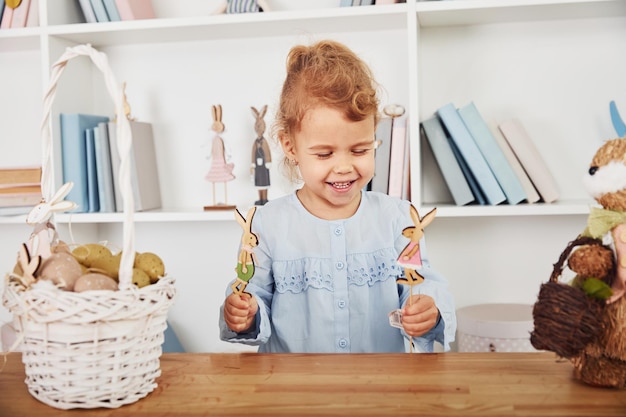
[498,118,559,203]
[108,120,162,212]
[490,121,540,204]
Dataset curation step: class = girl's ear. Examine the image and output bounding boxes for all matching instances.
[279,131,296,160]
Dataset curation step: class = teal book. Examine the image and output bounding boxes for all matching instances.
[458,102,526,205]
[421,116,474,206]
[90,0,110,22]
[85,128,100,212]
[94,122,116,212]
[437,103,505,205]
[448,135,486,205]
[102,0,121,21]
[60,113,110,213]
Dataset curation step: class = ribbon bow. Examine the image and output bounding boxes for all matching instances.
[583,207,626,238]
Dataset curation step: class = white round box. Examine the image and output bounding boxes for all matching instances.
[456,303,537,352]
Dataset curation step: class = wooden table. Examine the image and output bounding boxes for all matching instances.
[1,352,624,416]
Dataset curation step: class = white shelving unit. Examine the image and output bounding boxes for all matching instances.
[1,0,625,352]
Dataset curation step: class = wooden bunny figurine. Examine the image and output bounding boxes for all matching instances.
[26,181,77,260]
[396,205,436,286]
[204,104,235,209]
[250,105,271,206]
[231,206,259,297]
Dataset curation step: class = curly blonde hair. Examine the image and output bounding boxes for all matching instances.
[272,40,380,183]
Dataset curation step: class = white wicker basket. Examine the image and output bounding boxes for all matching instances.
[2,44,176,409]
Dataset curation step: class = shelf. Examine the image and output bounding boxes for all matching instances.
[45,5,407,47]
[416,0,626,27]
[421,199,596,218]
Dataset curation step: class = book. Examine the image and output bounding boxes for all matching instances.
[26,0,38,27]
[59,113,110,213]
[90,0,110,22]
[437,102,506,205]
[114,0,155,20]
[498,118,559,203]
[0,184,40,194]
[0,166,41,185]
[448,137,486,205]
[370,117,393,193]
[0,192,41,208]
[102,0,121,21]
[9,0,30,28]
[108,120,162,212]
[78,0,97,23]
[94,122,116,212]
[85,127,100,212]
[421,116,475,206]
[339,0,353,5]
[0,205,36,216]
[458,102,526,205]
[387,116,407,198]
[491,122,540,204]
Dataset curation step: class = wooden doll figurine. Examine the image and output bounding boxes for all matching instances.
[204,105,236,210]
[250,105,271,206]
[213,0,271,14]
[231,207,259,297]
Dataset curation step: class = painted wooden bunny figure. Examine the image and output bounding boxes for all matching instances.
[205,104,235,207]
[231,206,259,297]
[396,205,437,286]
[26,181,77,260]
[250,105,271,206]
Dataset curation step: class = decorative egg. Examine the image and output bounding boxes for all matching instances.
[74,273,119,292]
[38,252,83,291]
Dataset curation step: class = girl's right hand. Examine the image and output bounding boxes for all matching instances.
[224,292,258,333]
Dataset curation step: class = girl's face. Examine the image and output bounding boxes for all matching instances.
[281,106,376,220]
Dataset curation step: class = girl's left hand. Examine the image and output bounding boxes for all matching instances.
[401,294,440,337]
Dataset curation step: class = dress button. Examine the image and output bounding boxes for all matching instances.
[334,227,342,236]
[336,261,344,270]
[338,300,346,308]
[338,339,348,348]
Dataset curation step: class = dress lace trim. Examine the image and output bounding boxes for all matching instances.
[273,249,401,294]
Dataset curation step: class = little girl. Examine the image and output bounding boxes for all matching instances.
[219,40,456,353]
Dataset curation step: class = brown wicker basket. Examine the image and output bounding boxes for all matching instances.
[530,236,609,358]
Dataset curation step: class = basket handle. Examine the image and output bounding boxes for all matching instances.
[41,44,135,290]
[549,235,608,283]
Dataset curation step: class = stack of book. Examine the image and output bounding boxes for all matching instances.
[0,166,42,215]
[78,0,155,23]
[60,113,162,213]
[421,101,559,206]
[369,113,411,200]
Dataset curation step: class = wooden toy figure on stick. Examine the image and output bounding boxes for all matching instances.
[231,207,258,298]
[394,204,437,352]
[251,105,271,206]
[204,104,236,210]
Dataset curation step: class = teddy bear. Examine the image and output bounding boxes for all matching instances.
[555,137,626,388]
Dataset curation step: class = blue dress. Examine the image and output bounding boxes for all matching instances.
[219,191,457,353]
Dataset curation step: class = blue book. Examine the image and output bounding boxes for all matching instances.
[90,0,110,22]
[94,122,116,212]
[59,113,110,213]
[422,116,475,206]
[448,135,486,205]
[437,103,505,205]
[102,0,121,21]
[85,128,100,212]
[458,102,526,205]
